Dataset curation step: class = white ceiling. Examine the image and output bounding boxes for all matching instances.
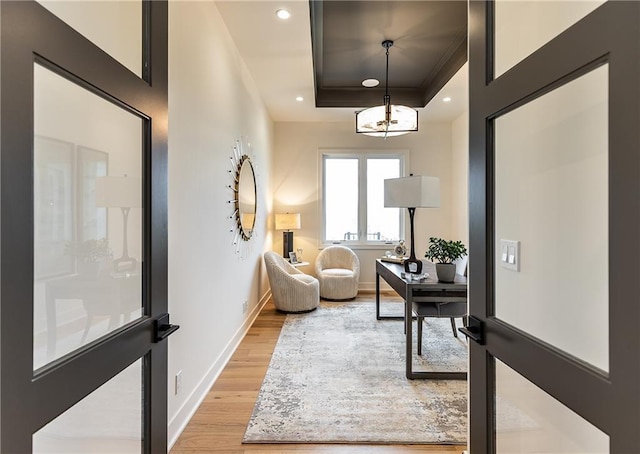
[215,0,468,124]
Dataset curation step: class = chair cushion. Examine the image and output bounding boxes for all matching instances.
[412,301,467,317]
[321,268,354,277]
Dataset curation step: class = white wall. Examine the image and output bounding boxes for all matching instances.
[451,112,469,246]
[273,120,461,290]
[167,1,273,445]
[494,0,604,77]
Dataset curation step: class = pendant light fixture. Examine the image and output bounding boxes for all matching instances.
[356,40,418,138]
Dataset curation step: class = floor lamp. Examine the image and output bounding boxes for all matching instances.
[384,175,440,274]
[96,175,142,272]
[275,213,300,259]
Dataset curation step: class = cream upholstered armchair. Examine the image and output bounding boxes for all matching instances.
[315,245,360,300]
[264,251,319,313]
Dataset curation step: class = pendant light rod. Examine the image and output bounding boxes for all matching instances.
[355,39,418,137]
[383,40,392,101]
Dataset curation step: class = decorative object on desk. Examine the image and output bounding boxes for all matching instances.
[95,174,141,273]
[288,251,298,264]
[425,237,468,283]
[355,40,418,138]
[384,175,440,274]
[401,271,429,281]
[64,238,113,277]
[275,212,300,258]
[394,239,407,257]
[380,255,405,264]
[296,247,303,261]
[243,301,467,444]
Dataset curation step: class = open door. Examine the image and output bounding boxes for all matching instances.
[467,0,640,451]
[1,2,174,452]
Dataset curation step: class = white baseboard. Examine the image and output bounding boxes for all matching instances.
[358,281,393,292]
[167,289,272,449]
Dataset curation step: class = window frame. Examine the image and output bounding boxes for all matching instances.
[319,149,409,249]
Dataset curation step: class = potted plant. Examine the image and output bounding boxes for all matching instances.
[424,237,467,282]
[65,238,113,276]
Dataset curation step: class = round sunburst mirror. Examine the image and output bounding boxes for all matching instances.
[228,137,257,250]
[236,155,257,240]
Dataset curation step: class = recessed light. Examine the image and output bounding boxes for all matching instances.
[443,96,452,102]
[296,96,304,102]
[276,9,291,19]
[362,78,379,88]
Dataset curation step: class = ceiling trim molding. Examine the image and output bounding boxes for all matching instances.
[310,0,468,109]
[420,33,468,107]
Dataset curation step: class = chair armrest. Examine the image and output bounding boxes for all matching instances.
[292,274,318,286]
[283,260,303,275]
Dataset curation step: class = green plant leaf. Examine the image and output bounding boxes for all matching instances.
[424,237,467,264]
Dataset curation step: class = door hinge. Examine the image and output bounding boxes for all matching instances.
[154,313,180,342]
[459,315,484,344]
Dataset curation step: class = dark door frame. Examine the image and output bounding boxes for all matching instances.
[468,1,640,451]
[0,2,169,452]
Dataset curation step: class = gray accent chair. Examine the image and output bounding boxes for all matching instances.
[416,254,468,354]
[315,245,360,300]
[264,251,319,313]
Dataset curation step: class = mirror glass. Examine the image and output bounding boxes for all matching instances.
[237,157,256,239]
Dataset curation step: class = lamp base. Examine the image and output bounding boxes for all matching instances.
[404,206,422,274]
[283,231,294,258]
[404,257,422,274]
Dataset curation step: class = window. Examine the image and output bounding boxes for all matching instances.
[321,151,407,245]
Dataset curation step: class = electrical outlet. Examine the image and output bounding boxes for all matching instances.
[243,300,248,313]
[175,370,182,395]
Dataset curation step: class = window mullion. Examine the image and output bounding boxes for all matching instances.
[359,157,367,242]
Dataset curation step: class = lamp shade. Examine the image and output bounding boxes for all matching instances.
[275,213,301,230]
[384,176,440,208]
[95,175,142,208]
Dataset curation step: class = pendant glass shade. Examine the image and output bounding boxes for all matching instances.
[355,40,419,138]
[356,104,418,137]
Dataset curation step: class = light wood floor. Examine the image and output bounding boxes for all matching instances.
[170,293,467,453]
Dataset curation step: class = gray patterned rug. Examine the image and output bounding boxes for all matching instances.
[243,301,468,444]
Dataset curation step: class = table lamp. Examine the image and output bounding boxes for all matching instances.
[275,212,300,258]
[96,175,142,272]
[384,175,440,274]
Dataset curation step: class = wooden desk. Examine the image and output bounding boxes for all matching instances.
[375,259,468,380]
[45,272,141,359]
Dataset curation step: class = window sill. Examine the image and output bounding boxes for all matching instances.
[320,242,400,251]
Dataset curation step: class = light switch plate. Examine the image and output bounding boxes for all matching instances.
[500,239,520,271]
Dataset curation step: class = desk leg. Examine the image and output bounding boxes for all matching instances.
[376,272,380,320]
[406,289,413,379]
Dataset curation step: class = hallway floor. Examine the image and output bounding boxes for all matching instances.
[170,293,466,453]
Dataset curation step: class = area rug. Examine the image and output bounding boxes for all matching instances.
[243,301,468,444]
